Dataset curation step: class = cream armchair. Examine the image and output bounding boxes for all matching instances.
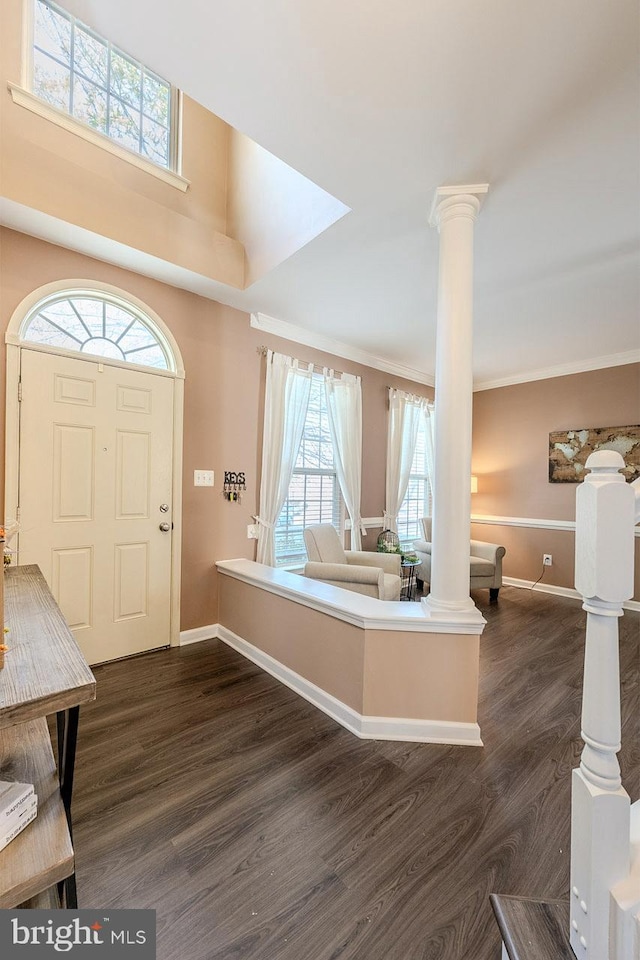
[414,517,506,601]
[303,524,402,600]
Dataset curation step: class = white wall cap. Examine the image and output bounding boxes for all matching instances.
[216,558,485,635]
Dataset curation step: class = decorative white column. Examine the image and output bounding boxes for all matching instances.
[422,184,488,625]
[570,451,636,960]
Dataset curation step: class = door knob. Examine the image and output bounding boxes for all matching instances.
[159,522,171,532]
[159,503,169,513]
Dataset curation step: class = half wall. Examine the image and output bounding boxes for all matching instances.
[217,559,483,745]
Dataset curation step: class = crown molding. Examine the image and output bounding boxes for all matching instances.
[250,313,434,387]
[473,350,640,392]
[252,313,637,392]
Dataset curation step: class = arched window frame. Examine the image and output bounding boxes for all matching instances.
[18,288,179,374]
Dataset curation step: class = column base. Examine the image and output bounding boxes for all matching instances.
[421,593,486,627]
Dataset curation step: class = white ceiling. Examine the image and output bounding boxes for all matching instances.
[51,1,640,386]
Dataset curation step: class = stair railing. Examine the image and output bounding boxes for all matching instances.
[571,450,640,960]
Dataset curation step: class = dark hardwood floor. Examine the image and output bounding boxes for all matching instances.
[70,587,639,960]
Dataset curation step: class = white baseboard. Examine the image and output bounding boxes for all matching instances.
[179,623,219,645]
[504,578,640,613]
[217,625,483,746]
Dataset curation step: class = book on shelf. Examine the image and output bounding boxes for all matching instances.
[0,803,38,853]
[3,794,37,835]
[0,779,35,822]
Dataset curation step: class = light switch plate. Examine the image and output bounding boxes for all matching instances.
[194,470,214,487]
[247,524,259,539]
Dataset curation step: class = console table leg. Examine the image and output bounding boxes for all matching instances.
[56,706,80,908]
[57,706,80,819]
[64,872,78,909]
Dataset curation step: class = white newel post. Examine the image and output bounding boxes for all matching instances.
[570,451,636,960]
[422,184,488,625]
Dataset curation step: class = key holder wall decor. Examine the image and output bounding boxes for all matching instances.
[223,471,246,502]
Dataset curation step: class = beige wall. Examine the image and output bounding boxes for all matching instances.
[0,0,244,288]
[362,630,479,722]
[1,227,636,626]
[219,574,480,723]
[0,227,431,631]
[471,364,640,599]
[219,576,365,711]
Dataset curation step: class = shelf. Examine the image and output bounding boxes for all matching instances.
[18,886,61,909]
[1,565,96,729]
[0,718,73,908]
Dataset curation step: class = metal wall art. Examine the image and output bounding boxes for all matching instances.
[223,471,246,502]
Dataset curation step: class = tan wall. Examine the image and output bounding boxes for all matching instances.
[0,0,244,288]
[0,228,431,631]
[1,227,635,624]
[219,574,479,723]
[363,630,479,722]
[471,365,640,598]
[219,576,365,711]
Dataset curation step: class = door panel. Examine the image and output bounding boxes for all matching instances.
[19,350,174,664]
[116,431,151,519]
[114,542,149,620]
[54,374,96,406]
[116,385,152,414]
[52,546,93,629]
[53,424,95,521]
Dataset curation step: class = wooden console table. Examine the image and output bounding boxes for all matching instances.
[0,565,96,908]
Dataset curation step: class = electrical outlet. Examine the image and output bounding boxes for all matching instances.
[194,470,214,487]
[543,554,553,566]
[247,524,259,539]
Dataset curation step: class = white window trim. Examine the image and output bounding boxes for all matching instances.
[5,279,186,379]
[9,82,190,192]
[17,285,180,375]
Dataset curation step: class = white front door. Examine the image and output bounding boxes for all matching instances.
[18,349,174,665]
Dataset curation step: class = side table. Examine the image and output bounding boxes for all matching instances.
[400,559,421,600]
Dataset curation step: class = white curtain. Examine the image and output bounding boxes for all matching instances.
[324,370,366,550]
[255,351,313,566]
[384,389,435,531]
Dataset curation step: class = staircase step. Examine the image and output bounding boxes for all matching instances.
[490,894,573,960]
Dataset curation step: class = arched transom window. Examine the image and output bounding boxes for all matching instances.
[21,292,172,371]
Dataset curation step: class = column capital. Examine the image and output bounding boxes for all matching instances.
[429,183,489,229]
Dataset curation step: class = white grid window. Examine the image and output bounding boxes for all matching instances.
[32,0,176,169]
[274,375,342,566]
[397,413,431,549]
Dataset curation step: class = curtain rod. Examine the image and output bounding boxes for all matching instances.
[387,385,434,404]
[255,348,427,392]
[256,345,349,378]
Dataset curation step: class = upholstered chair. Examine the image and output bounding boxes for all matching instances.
[413,517,506,601]
[303,524,402,601]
